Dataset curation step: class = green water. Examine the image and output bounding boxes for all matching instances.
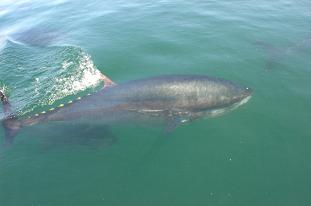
[1,0,311,205]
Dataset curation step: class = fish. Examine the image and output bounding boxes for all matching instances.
[11,26,62,47]
[1,74,252,144]
[254,36,311,70]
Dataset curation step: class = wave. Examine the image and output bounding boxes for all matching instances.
[0,41,104,119]
[0,35,7,51]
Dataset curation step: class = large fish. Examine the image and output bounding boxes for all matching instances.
[1,74,252,144]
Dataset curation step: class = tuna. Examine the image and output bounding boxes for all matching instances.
[1,74,252,144]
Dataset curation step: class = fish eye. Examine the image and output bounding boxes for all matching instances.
[244,87,252,94]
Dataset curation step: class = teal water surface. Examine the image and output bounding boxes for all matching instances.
[1,0,311,205]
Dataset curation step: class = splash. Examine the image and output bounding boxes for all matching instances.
[43,51,103,106]
[0,83,10,120]
[0,42,105,117]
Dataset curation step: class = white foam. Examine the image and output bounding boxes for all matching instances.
[45,52,103,105]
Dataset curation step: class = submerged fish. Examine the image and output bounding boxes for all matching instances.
[254,36,311,70]
[11,26,61,47]
[1,74,252,144]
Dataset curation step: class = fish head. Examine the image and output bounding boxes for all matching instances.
[197,78,252,117]
[225,83,252,106]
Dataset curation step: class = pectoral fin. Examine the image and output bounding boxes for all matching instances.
[164,116,188,134]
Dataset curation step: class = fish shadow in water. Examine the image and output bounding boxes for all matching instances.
[24,124,118,150]
[11,25,65,47]
[253,36,311,70]
[253,39,290,70]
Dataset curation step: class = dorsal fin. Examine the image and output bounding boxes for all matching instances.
[100,73,116,88]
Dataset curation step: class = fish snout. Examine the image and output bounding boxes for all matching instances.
[232,86,252,104]
[243,87,252,98]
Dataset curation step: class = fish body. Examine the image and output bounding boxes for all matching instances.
[1,75,252,143]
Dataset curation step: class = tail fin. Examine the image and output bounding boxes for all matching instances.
[2,117,21,145]
[1,90,21,145]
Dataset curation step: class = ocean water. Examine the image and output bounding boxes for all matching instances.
[0,0,311,205]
